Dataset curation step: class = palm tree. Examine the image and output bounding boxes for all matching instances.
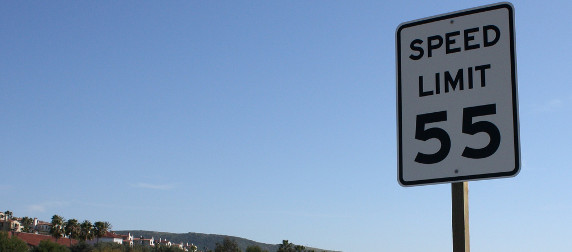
[64,218,80,246]
[4,211,13,220]
[79,220,94,242]
[20,217,33,233]
[50,215,65,241]
[93,221,111,244]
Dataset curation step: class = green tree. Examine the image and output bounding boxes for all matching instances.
[188,244,198,252]
[245,245,268,252]
[51,215,66,241]
[277,240,294,252]
[0,231,28,252]
[20,216,34,233]
[4,210,13,220]
[294,245,306,252]
[79,220,94,242]
[33,239,70,252]
[93,221,111,244]
[214,238,241,252]
[153,243,185,252]
[65,219,81,246]
[277,240,310,252]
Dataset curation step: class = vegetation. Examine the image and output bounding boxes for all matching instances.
[4,211,14,220]
[0,231,28,252]
[116,231,275,252]
[79,220,95,241]
[69,242,92,252]
[277,240,314,252]
[94,221,112,244]
[32,239,70,252]
[21,217,34,233]
[246,245,268,252]
[116,231,333,252]
[2,210,335,252]
[214,238,240,252]
[50,215,66,241]
[65,219,81,246]
[152,243,186,252]
[83,242,187,252]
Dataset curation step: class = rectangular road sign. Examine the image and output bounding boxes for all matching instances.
[396,2,520,186]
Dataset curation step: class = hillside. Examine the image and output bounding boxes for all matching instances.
[115,230,335,252]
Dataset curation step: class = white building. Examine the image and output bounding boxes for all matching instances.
[134,236,155,246]
[121,232,134,247]
[87,232,124,245]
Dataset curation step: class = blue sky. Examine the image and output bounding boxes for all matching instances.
[2,1,572,251]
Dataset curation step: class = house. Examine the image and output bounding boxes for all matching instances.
[133,236,154,246]
[35,221,51,234]
[33,218,39,230]
[87,231,123,245]
[157,237,171,247]
[0,218,22,232]
[121,232,134,247]
[184,242,198,252]
[171,241,184,250]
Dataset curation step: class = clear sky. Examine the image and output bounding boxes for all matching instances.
[2,1,571,251]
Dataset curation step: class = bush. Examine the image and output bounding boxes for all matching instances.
[70,241,93,252]
[0,232,29,252]
[93,242,127,252]
[33,239,71,252]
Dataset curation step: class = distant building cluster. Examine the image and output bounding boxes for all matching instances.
[1,211,197,251]
[1,212,53,234]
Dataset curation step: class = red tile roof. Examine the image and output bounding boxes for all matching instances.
[9,232,78,247]
[103,231,123,239]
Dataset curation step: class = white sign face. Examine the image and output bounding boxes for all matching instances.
[396,3,520,186]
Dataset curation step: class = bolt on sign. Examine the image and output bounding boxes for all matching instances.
[396,2,520,186]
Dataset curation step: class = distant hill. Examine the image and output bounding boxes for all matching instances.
[115,230,336,252]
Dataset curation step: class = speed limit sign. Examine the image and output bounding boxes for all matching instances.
[396,3,520,186]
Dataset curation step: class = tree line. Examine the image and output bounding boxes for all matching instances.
[48,215,112,245]
[7,211,112,245]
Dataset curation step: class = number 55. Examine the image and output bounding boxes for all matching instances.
[414,104,501,164]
